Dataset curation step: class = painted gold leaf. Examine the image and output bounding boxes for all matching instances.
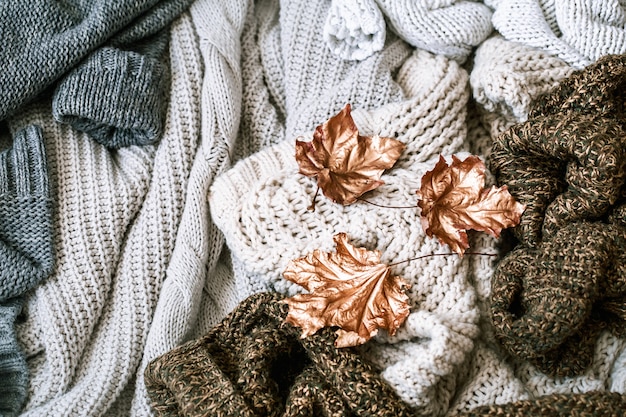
[283,233,411,347]
[295,104,405,205]
[416,155,526,256]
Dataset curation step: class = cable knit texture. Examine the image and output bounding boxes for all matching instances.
[8,11,201,416]
[490,0,626,69]
[0,0,193,147]
[487,54,626,377]
[145,292,417,417]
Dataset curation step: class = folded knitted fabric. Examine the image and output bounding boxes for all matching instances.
[490,221,625,376]
[489,53,626,246]
[145,292,416,417]
[0,0,193,147]
[490,0,626,69]
[0,125,54,302]
[486,54,626,376]
[209,46,485,415]
[140,4,416,415]
[324,0,387,61]
[470,35,574,138]
[0,299,28,417]
[8,10,202,416]
[324,0,494,62]
[450,391,626,417]
[0,125,54,417]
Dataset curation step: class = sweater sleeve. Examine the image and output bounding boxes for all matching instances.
[52,31,170,148]
[0,0,194,147]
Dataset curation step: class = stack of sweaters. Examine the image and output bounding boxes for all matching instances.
[1,0,626,416]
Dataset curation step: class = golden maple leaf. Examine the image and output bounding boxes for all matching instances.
[295,103,405,205]
[416,155,526,256]
[282,233,411,348]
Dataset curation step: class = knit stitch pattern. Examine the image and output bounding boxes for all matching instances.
[145,292,417,417]
[470,35,574,136]
[451,391,626,417]
[8,10,201,416]
[324,0,494,62]
[490,0,626,69]
[324,0,386,61]
[0,125,54,416]
[0,299,28,417]
[0,0,193,147]
[487,53,626,377]
[374,0,494,62]
[209,44,486,415]
[0,125,54,302]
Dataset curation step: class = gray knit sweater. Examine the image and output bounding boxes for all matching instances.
[0,0,193,148]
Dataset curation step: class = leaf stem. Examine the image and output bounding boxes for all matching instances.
[357,197,417,209]
[308,186,320,212]
[388,252,498,267]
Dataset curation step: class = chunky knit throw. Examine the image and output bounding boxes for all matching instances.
[145,292,416,417]
[487,53,626,376]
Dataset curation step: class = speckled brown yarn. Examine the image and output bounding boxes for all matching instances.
[144,292,416,417]
[487,54,626,377]
[490,221,623,376]
[451,391,626,417]
[489,54,626,247]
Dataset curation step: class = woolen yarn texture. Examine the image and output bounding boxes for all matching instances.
[487,53,626,376]
[451,391,626,417]
[0,124,54,417]
[144,292,416,417]
[489,0,626,69]
[7,10,202,416]
[0,0,193,148]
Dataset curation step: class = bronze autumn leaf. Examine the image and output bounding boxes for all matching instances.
[416,155,526,256]
[295,103,405,205]
[282,233,411,348]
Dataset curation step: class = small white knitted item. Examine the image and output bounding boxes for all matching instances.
[209,50,484,415]
[11,11,201,417]
[470,35,574,137]
[373,0,494,63]
[491,0,626,69]
[324,0,386,61]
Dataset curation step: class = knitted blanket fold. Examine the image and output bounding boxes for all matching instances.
[144,292,417,417]
[487,53,626,376]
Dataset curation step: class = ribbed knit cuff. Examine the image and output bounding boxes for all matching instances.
[0,125,54,302]
[0,299,28,417]
[52,46,169,148]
